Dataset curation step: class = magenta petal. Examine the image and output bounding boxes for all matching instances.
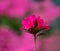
[37,16,44,28]
[22,15,36,30]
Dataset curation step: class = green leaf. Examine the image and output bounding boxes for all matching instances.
[51,0,60,6]
[0,15,22,35]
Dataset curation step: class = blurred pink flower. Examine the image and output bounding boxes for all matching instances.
[0,0,10,15]
[6,7,28,18]
[6,0,29,17]
[0,0,29,17]
[0,26,40,51]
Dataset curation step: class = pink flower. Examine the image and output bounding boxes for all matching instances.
[0,0,10,15]
[22,15,36,30]
[44,25,50,30]
[22,15,49,34]
[37,16,50,30]
[6,0,29,17]
[37,16,44,28]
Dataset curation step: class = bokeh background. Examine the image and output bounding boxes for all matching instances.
[0,0,60,51]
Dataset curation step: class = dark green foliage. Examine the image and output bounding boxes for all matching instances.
[0,15,22,35]
[51,17,60,34]
[51,0,60,6]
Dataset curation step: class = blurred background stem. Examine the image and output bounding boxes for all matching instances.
[34,35,36,51]
[40,38,44,51]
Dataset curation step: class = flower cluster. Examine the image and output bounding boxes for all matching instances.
[22,15,49,35]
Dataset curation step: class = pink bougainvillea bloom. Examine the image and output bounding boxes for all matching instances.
[22,15,36,30]
[22,15,49,34]
[37,16,44,28]
[44,25,50,30]
[6,0,29,18]
[0,0,10,15]
[37,16,50,30]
